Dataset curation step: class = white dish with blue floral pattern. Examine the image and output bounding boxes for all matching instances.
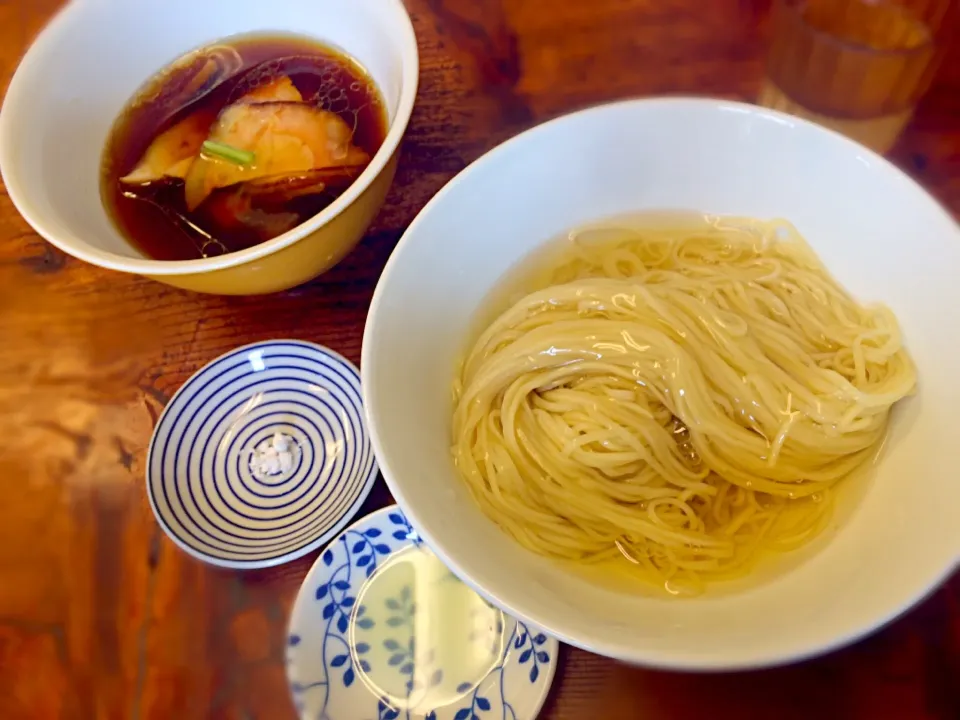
[286,505,559,720]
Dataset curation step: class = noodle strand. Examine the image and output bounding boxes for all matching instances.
[452,217,916,592]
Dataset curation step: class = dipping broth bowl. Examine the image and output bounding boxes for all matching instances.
[0,0,418,294]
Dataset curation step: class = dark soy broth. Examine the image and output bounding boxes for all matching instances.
[101,33,388,261]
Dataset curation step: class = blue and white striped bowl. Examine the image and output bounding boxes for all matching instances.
[147,340,378,569]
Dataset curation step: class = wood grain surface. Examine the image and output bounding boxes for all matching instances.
[1,1,959,718]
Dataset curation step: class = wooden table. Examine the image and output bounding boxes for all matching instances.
[2,1,959,718]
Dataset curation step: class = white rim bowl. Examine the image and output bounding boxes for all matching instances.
[362,97,960,670]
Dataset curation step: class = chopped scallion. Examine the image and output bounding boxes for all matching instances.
[201,140,255,166]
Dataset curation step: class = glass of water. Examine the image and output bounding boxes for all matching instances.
[760,0,958,153]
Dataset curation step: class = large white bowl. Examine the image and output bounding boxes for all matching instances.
[362,98,960,670]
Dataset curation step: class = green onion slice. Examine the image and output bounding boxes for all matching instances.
[201,140,255,166]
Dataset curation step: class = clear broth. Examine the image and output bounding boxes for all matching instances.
[461,212,888,597]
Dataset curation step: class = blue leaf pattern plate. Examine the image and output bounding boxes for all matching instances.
[286,505,558,720]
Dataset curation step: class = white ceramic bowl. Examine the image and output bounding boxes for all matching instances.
[362,98,960,670]
[0,0,417,294]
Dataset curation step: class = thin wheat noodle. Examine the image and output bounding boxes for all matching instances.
[451,216,916,593]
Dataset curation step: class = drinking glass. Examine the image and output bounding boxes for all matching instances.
[760,0,958,153]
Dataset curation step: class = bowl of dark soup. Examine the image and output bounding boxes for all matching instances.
[0,0,418,294]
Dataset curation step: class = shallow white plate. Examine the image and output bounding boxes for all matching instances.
[147,340,377,569]
[286,505,558,720]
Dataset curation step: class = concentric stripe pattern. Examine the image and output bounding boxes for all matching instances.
[147,341,377,568]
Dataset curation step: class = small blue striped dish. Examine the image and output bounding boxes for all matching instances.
[147,340,378,569]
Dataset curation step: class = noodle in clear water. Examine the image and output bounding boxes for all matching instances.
[451,215,917,595]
